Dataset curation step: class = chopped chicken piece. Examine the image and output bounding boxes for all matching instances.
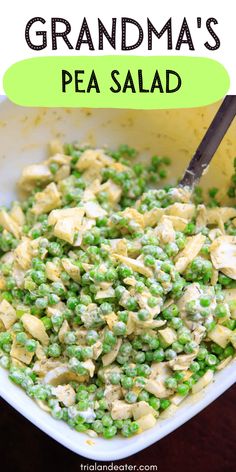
[207,207,236,225]
[33,359,64,376]
[48,207,85,244]
[14,238,32,270]
[175,234,206,273]
[158,327,177,347]
[32,182,61,215]
[132,401,157,420]
[92,341,103,360]
[164,215,188,231]
[46,302,66,318]
[19,163,52,193]
[0,210,21,239]
[155,216,175,244]
[192,325,206,344]
[95,286,115,300]
[210,235,236,280]
[10,203,25,227]
[76,149,113,182]
[136,413,157,432]
[35,343,46,361]
[120,208,144,228]
[52,384,76,407]
[177,283,202,312]
[143,208,164,227]
[109,239,128,256]
[169,352,197,370]
[43,365,88,385]
[113,254,153,278]
[166,203,195,219]
[61,258,81,282]
[216,356,233,370]
[169,187,192,203]
[55,164,71,182]
[160,404,177,419]
[21,313,49,346]
[207,325,232,348]
[144,378,172,398]
[10,337,34,365]
[192,370,214,394]
[99,180,122,204]
[103,312,118,330]
[0,299,17,329]
[102,338,122,366]
[46,261,61,282]
[104,385,122,406]
[58,320,70,343]
[82,359,95,377]
[111,400,133,420]
[12,263,26,288]
[84,201,106,218]
[223,288,236,303]
[196,205,207,231]
[48,207,85,226]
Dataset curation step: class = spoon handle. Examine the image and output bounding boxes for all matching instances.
[180,96,236,187]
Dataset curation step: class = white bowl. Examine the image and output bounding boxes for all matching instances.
[0,98,235,461]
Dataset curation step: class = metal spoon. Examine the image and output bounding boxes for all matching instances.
[180,96,236,187]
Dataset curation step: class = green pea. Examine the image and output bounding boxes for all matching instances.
[102,414,113,428]
[121,376,134,389]
[125,391,137,404]
[25,339,37,353]
[92,420,104,434]
[148,297,159,308]
[31,270,46,285]
[113,321,126,336]
[165,377,177,389]
[118,265,133,278]
[35,297,48,310]
[223,345,234,358]
[16,332,27,345]
[137,309,150,321]
[41,316,53,330]
[48,293,60,306]
[103,426,117,439]
[109,372,121,385]
[190,361,200,373]
[120,342,132,356]
[162,304,179,320]
[215,304,228,318]
[48,242,62,257]
[200,297,211,307]
[86,330,99,345]
[205,354,218,366]
[153,348,165,362]
[48,343,61,357]
[76,390,89,401]
[177,383,190,396]
[137,364,151,377]
[149,397,160,410]
[67,297,78,310]
[160,399,170,410]
[197,347,208,360]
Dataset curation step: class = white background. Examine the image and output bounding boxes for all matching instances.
[0,0,235,95]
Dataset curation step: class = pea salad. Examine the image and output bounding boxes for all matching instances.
[0,142,235,439]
